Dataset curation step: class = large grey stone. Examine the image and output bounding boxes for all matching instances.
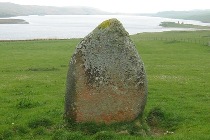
[65,18,147,123]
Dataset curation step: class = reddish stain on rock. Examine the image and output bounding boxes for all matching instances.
[65,18,147,124]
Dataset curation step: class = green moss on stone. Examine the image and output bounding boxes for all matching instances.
[98,19,111,29]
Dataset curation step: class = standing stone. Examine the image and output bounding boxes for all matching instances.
[65,18,147,124]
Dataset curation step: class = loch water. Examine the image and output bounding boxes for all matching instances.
[0,15,209,40]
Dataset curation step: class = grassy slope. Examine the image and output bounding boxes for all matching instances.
[132,31,210,139]
[0,31,210,139]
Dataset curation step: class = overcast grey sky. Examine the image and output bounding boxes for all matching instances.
[0,0,210,13]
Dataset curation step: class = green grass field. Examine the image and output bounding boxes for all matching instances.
[0,31,210,139]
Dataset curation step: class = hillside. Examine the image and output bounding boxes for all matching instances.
[0,31,210,139]
[153,10,210,23]
[0,2,110,17]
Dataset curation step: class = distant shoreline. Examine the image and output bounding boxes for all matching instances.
[0,19,29,24]
[159,21,210,29]
[0,15,209,40]
[1,30,210,42]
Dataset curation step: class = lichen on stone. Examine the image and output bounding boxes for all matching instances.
[65,18,147,124]
[97,19,112,29]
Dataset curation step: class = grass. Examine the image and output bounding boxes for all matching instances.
[134,30,210,45]
[0,30,210,139]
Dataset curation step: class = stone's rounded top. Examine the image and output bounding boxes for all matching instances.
[94,18,129,36]
[97,19,112,29]
[97,18,119,29]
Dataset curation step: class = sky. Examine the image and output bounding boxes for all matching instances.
[0,0,210,13]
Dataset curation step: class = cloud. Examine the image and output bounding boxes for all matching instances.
[1,0,210,13]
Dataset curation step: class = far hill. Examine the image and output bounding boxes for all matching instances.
[0,2,110,17]
[153,10,210,23]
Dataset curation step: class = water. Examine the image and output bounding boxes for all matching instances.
[0,15,209,40]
